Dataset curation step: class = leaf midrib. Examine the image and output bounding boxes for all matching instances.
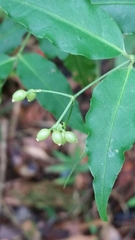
[0,56,15,66]
[10,0,125,55]
[101,67,131,208]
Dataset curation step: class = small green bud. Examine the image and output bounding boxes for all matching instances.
[26,89,36,102]
[52,131,63,146]
[36,128,51,141]
[12,90,27,102]
[65,131,78,143]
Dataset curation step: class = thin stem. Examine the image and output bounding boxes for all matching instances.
[65,100,75,126]
[51,97,74,129]
[18,32,31,56]
[34,89,73,98]
[14,32,31,67]
[74,59,130,99]
[33,59,130,128]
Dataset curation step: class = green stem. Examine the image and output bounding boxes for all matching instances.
[14,32,31,67]
[51,97,74,129]
[65,100,75,126]
[34,89,73,98]
[74,59,130,99]
[18,32,31,56]
[34,59,130,128]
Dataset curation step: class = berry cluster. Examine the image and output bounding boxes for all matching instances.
[36,123,78,146]
[12,90,78,146]
[12,89,36,102]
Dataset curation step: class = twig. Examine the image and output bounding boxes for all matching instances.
[0,118,8,212]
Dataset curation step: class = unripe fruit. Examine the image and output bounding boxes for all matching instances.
[36,128,50,141]
[61,131,66,145]
[26,89,36,102]
[52,131,63,146]
[12,90,27,102]
[65,131,78,143]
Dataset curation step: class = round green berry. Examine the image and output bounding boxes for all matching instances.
[26,89,36,102]
[65,131,78,143]
[52,131,63,146]
[36,128,50,141]
[12,90,27,102]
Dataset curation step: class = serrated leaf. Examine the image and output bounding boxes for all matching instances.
[86,67,135,220]
[17,53,86,133]
[64,55,96,87]
[0,0,126,59]
[39,38,68,60]
[92,3,135,34]
[0,18,26,54]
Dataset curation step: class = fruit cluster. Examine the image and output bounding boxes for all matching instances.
[12,90,78,146]
[36,123,78,146]
[12,89,36,102]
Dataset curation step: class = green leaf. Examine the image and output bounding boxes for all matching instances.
[17,53,86,133]
[92,3,135,34]
[39,38,68,60]
[115,34,135,66]
[0,54,15,101]
[86,67,135,221]
[91,0,135,4]
[0,18,26,54]
[46,148,88,185]
[0,0,126,59]
[127,197,135,207]
[64,55,96,87]
[0,54,14,78]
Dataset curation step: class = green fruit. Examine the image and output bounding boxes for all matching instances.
[26,89,36,102]
[61,132,66,145]
[12,90,27,102]
[65,131,78,143]
[36,128,50,141]
[52,131,63,146]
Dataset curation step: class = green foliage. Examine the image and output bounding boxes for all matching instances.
[64,55,97,86]
[0,18,26,53]
[47,148,88,185]
[91,2,135,33]
[16,53,86,132]
[0,0,135,222]
[0,54,15,101]
[0,0,126,59]
[116,34,135,66]
[39,38,68,60]
[86,67,135,220]
[127,196,135,208]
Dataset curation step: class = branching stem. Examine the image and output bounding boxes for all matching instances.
[74,59,130,98]
[29,59,130,127]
